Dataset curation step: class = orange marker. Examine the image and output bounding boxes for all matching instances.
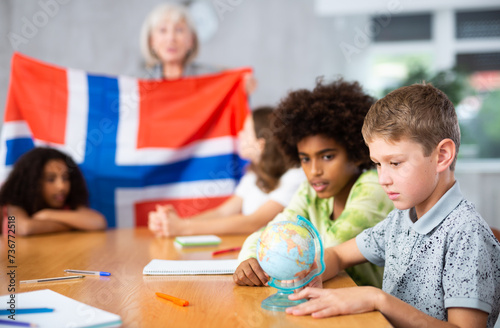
[155,292,189,307]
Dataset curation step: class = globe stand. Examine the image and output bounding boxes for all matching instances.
[257,215,325,312]
[261,290,306,311]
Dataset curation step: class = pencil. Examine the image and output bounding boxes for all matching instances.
[0,318,38,327]
[212,246,242,256]
[64,269,111,276]
[20,275,85,284]
[155,292,189,306]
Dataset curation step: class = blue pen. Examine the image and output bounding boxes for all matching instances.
[0,308,53,315]
[64,269,111,276]
[0,318,38,327]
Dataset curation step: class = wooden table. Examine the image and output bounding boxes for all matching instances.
[1,228,392,327]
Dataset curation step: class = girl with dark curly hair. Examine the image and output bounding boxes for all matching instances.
[234,78,394,288]
[0,147,107,236]
[148,107,305,237]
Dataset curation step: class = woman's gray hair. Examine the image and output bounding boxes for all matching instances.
[140,3,199,68]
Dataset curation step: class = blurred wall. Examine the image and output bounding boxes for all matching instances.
[0,0,369,113]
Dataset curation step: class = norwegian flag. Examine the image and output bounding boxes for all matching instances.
[1,52,250,228]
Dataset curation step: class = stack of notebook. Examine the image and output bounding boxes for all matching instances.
[0,289,122,328]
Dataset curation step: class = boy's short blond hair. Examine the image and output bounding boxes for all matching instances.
[362,83,461,170]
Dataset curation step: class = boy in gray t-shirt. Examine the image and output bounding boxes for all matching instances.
[286,83,500,328]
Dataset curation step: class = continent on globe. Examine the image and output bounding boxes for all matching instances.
[257,220,315,281]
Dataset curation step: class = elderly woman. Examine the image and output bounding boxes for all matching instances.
[140,3,256,92]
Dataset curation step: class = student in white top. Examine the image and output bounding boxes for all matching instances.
[148,107,305,237]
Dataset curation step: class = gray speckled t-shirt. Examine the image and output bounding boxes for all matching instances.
[357,182,500,327]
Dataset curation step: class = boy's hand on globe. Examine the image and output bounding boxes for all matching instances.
[289,262,323,292]
[286,286,380,318]
[304,260,323,288]
[304,275,322,289]
[233,258,269,286]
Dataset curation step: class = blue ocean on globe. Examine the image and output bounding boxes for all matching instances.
[257,220,315,281]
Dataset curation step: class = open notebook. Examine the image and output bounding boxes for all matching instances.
[143,259,238,275]
[0,289,122,328]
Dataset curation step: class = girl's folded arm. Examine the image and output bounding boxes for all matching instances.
[9,205,72,236]
[32,206,107,231]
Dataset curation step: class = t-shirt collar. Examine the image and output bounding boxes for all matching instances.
[405,181,464,235]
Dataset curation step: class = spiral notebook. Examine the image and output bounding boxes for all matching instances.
[143,259,238,275]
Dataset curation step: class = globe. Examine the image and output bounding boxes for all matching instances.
[258,220,315,281]
[256,215,324,311]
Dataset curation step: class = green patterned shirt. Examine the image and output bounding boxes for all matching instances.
[238,170,394,287]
